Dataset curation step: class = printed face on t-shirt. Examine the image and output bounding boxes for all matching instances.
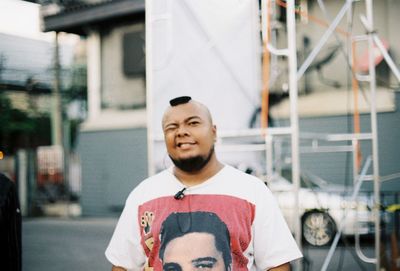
[162,232,226,271]
[141,197,254,270]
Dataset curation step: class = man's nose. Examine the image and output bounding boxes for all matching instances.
[176,125,189,136]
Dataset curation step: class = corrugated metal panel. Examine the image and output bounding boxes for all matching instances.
[299,115,369,187]
[77,128,148,216]
[278,92,400,192]
[376,96,400,191]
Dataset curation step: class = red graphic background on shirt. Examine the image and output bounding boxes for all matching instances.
[138,194,256,271]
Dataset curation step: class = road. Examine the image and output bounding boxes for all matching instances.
[23,218,117,271]
[23,218,378,271]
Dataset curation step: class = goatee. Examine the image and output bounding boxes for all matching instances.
[170,146,214,173]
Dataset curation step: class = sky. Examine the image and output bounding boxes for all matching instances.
[0,0,79,44]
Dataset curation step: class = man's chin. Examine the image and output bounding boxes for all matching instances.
[169,146,215,173]
[170,155,211,173]
[170,157,203,173]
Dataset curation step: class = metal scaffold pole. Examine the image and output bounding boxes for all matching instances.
[262,1,301,266]
[262,0,397,269]
[364,1,381,270]
[286,0,302,254]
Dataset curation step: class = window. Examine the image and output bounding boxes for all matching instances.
[101,23,145,110]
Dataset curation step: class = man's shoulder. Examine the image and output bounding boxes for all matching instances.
[0,173,15,200]
[212,165,273,204]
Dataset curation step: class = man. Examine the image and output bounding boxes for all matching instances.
[0,173,22,271]
[159,211,232,271]
[106,96,302,271]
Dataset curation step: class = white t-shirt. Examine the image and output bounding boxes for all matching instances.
[105,165,302,270]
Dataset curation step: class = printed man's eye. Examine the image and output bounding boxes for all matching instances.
[193,261,215,270]
[163,263,182,271]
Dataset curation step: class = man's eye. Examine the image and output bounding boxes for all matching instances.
[165,126,177,132]
[188,121,199,126]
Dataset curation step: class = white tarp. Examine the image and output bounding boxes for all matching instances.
[147,0,262,173]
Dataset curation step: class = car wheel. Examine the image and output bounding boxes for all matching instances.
[302,210,336,246]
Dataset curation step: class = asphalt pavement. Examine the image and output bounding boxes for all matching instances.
[23,217,117,271]
[23,217,378,271]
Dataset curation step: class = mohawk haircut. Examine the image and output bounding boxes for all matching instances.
[169,96,192,106]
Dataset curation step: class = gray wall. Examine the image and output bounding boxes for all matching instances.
[276,92,400,192]
[77,128,148,216]
[76,91,399,216]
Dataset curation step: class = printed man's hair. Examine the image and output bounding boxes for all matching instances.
[159,211,232,270]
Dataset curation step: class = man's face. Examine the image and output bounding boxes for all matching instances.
[162,102,216,171]
[162,232,226,271]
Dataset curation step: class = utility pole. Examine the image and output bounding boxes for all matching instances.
[0,54,5,81]
[52,32,63,146]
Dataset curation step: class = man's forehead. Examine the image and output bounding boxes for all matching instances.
[162,101,211,124]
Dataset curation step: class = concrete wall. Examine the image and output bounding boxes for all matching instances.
[77,128,148,216]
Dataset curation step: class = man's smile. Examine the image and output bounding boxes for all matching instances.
[176,142,196,149]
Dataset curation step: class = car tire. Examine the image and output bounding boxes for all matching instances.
[302,210,337,246]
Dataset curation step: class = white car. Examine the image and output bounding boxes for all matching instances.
[265,170,375,246]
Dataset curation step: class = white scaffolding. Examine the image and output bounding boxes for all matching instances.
[259,0,400,270]
[146,1,400,270]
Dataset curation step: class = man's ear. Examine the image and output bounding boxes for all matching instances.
[212,125,217,141]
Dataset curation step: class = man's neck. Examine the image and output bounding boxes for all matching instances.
[173,156,224,187]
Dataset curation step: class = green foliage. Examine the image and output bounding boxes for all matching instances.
[0,93,36,134]
[0,92,51,154]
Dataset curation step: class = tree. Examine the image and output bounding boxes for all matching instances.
[0,92,50,154]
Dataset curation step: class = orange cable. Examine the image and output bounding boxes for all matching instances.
[261,0,272,132]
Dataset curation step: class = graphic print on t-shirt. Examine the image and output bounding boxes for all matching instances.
[140,211,155,271]
[138,194,256,271]
[159,211,231,271]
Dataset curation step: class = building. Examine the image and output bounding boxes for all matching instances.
[41,0,147,216]
[39,0,400,217]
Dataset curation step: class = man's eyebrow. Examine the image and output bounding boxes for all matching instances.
[185,116,202,122]
[192,257,217,264]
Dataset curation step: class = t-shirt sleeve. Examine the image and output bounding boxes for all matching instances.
[253,182,303,270]
[105,192,146,270]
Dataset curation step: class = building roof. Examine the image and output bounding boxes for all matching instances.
[41,0,145,35]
